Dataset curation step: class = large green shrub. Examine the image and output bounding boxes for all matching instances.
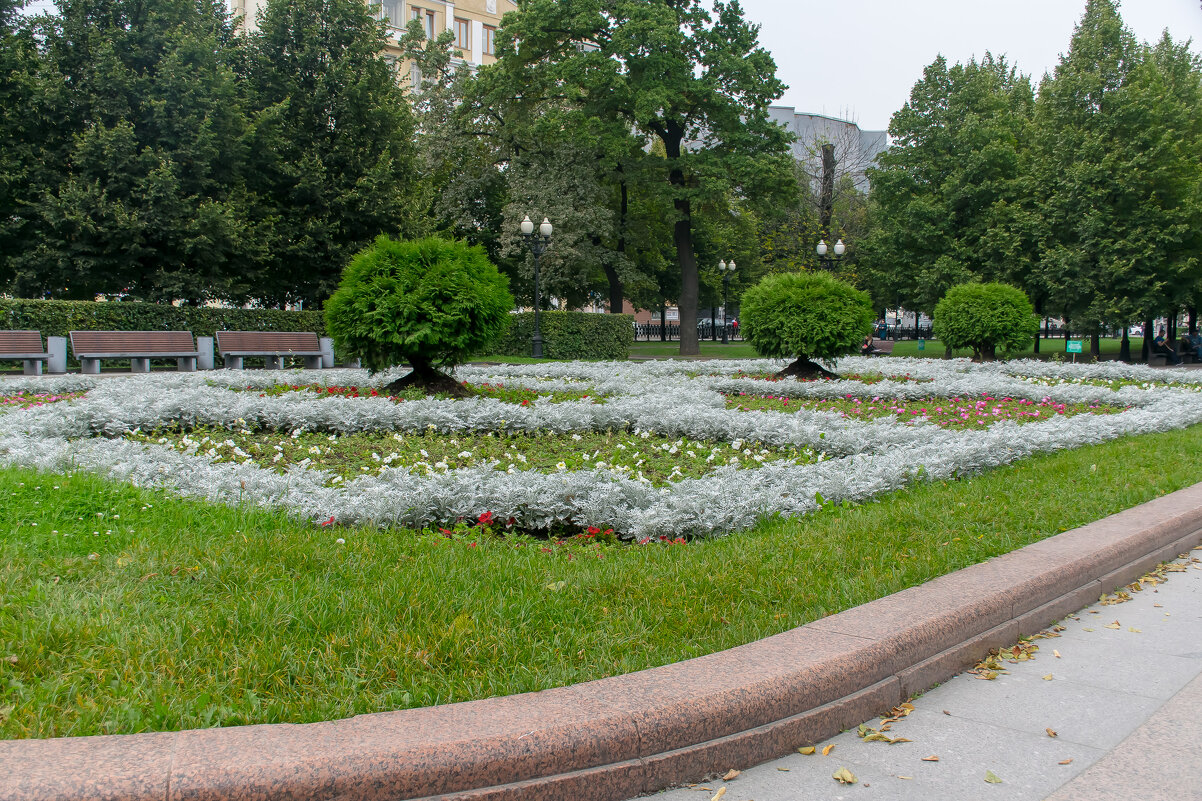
[324,236,512,389]
[492,311,634,360]
[0,298,326,339]
[740,271,874,377]
[934,282,1038,361]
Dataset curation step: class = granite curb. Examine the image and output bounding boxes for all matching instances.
[4,484,1202,801]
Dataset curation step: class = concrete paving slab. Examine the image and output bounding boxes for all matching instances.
[635,550,1202,801]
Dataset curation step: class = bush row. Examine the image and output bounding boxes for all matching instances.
[0,299,326,339]
[491,311,634,360]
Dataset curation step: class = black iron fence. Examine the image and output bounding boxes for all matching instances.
[635,321,744,342]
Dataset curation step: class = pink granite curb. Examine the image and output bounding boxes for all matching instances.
[4,484,1202,801]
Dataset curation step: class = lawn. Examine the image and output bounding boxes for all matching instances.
[2,357,1201,739]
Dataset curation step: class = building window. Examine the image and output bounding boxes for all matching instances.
[379,0,403,28]
[454,17,470,51]
[410,6,434,39]
[483,25,496,56]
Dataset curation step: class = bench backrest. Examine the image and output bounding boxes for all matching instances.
[70,330,196,355]
[216,331,320,353]
[0,330,46,354]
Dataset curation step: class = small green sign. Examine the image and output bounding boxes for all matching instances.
[917,338,925,351]
[1066,340,1083,354]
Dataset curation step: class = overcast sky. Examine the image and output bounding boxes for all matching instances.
[740,0,1202,131]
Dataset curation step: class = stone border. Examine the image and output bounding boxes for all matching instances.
[4,484,1202,801]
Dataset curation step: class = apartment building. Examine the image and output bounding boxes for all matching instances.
[229,0,516,69]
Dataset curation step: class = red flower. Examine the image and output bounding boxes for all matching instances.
[477,511,495,527]
[587,526,601,535]
[320,515,335,526]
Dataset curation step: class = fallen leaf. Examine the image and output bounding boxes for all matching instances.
[822,744,835,756]
[1043,674,1054,681]
[722,769,740,781]
[1053,650,1061,659]
[1154,603,1163,608]
[922,755,940,762]
[942,709,951,715]
[898,775,913,780]
[832,767,857,785]
[1059,759,1073,766]
[1105,621,1121,629]
[777,767,790,772]
[1046,728,1058,738]
[1082,627,1094,632]
[984,769,1003,784]
[798,746,816,755]
[3,655,15,664]
[709,787,726,801]
[1128,627,1141,633]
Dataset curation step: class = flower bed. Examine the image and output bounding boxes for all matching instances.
[1,357,1200,539]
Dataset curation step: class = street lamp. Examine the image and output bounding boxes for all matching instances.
[816,238,846,271]
[519,215,553,358]
[718,259,736,344]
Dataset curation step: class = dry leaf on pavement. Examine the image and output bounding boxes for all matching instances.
[709,787,726,801]
[722,769,740,781]
[1059,759,1073,765]
[984,769,1003,784]
[922,755,940,762]
[1046,728,1058,738]
[822,744,835,756]
[832,767,857,785]
[798,746,816,755]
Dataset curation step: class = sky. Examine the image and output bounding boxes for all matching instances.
[17,0,1202,132]
[739,0,1202,132]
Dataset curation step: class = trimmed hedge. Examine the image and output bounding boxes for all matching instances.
[492,311,634,360]
[0,299,326,339]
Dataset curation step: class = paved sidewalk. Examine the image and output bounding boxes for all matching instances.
[637,546,1202,801]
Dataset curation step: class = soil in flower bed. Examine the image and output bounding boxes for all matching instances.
[126,427,820,486]
[727,392,1128,428]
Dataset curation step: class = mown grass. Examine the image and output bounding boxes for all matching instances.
[4,423,1202,739]
[629,340,759,359]
[885,336,1139,360]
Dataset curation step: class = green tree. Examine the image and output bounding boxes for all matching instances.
[739,271,874,379]
[0,0,39,284]
[10,0,253,302]
[861,54,1034,330]
[488,0,793,355]
[933,282,1038,361]
[324,236,513,394]
[1029,0,1202,360]
[240,0,421,307]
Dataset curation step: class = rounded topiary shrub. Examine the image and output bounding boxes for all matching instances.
[325,236,513,394]
[740,271,875,378]
[933,282,1038,361]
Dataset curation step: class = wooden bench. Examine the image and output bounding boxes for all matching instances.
[216,331,324,370]
[871,339,894,356]
[70,331,199,374]
[0,330,51,375]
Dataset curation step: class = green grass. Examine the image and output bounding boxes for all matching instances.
[4,422,1202,738]
[629,340,759,359]
[886,336,1135,360]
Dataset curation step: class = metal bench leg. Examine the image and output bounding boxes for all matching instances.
[177,357,196,372]
[130,358,150,373]
[264,356,283,370]
[304,355,322,370]
[81,358,100,375]
[224,356,244,370]
[23,359,43,376]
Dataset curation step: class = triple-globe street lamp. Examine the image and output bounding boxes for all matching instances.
[519,215,553,358]
[717,259,736,344]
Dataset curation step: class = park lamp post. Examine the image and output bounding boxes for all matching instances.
[519,215,552,358]
[718,259,736,344]
[816,238,846,271]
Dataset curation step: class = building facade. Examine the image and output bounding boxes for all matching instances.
[767,107,888,192]
[229,0,516,69]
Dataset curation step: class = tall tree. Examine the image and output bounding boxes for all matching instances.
[0,0,38,283]
[488,0,792,354]
[240,0,420,307]
[860,53,1034,323]
[10,0,253,301]
[1028,0,1202,359]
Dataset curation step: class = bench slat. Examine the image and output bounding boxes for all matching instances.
[216,331,321,355]
[0,330,47,356]
[70,331,196,356]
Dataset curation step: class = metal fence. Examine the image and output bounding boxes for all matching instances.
[635,322,744,342]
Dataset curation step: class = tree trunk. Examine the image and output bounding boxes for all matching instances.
[383,359,471,397]
[711,304,717,341]
[1142,317,1154,362]
[1033,301,1042,354]
[659,304,667,342]
[1120,327,1131,362]
[776,356,839,380]
[913,312,920,341]
[819,143,836,239]
[607,177,628,314]
[664,125,699,356]
[1090,331,1100,360]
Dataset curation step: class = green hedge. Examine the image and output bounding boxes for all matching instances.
[492,311,634,360]
[0,299,326,339]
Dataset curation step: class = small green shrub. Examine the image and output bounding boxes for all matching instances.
[934,282,1038,361]
[324,236,513,380]
[0,298,326,339]
[740,272,874,375]
[492,311,634,360]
